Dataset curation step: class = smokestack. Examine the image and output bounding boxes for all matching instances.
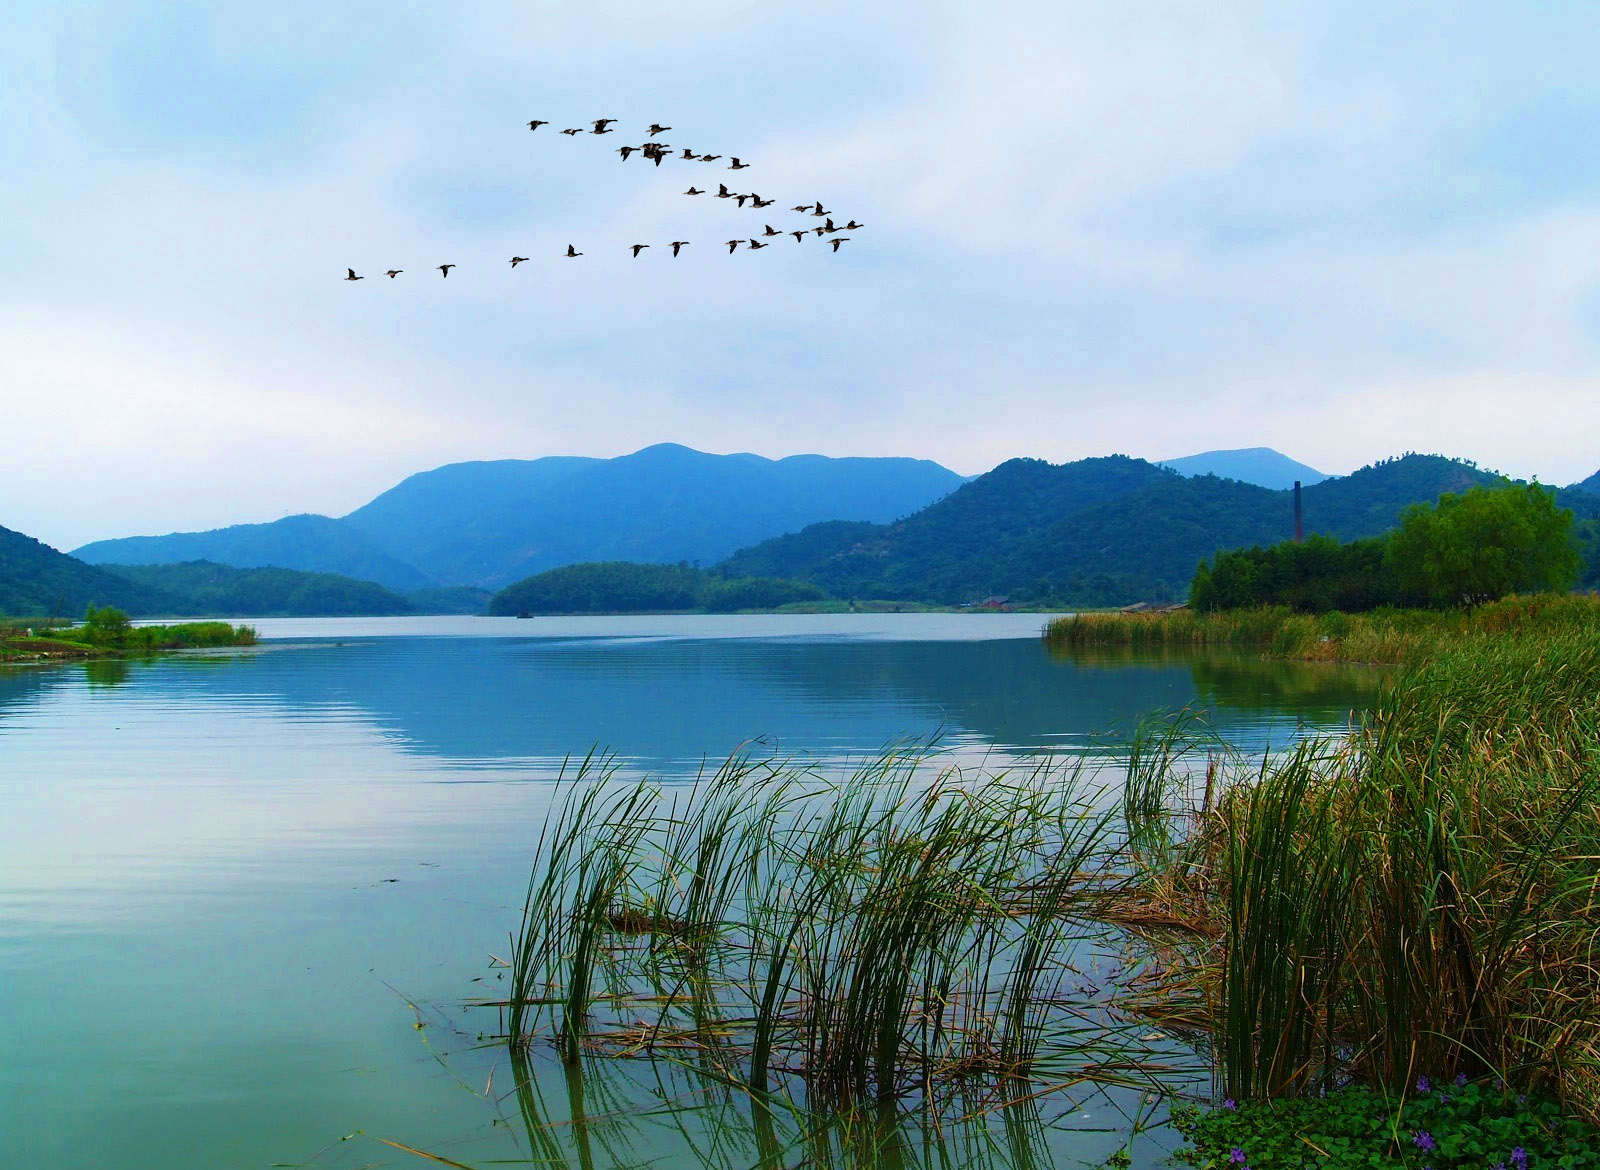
[1293,480,1304,544]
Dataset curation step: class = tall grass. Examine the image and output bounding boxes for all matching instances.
[501,745,1192,1108]
[1122,620,1600,1118]
[1045,593,1600,664]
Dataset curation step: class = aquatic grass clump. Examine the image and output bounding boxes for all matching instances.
[1118,621,1600,1121]
[501,744,1193,1108]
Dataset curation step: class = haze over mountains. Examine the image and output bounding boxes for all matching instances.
[75,444,966,590]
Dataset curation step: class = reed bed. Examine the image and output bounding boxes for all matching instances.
[495,607,1600,1135]
[499,746,1200,1110]
[1120,621,1600,1120]
[1044,592,1600,664]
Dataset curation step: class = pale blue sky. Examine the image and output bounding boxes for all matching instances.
[4,1,1600,548]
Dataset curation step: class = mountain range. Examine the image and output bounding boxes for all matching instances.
[74,444,967,589]
[7,446,1596,619]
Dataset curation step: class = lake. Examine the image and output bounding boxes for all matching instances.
[0,615,1376,1169]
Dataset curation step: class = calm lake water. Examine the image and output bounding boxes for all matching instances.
[1,615,1377,1169]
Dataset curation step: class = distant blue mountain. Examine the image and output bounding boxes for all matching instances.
[1570,468,1600,495]
[75,514,436,591]
[74,445,967,589]
[1158,447,1328,490]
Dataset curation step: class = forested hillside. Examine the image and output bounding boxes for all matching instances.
[488,562,826,615]
[1,524,175,618]
[101,562,418,617]
[721,454,1534,605]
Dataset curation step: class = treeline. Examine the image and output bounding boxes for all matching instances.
[488,561,828,615]
[1192,483,1584,612]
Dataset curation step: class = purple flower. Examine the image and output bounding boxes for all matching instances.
[1221,1098,1236,1111]
[1511,1148,1527,1167]
[1414,1132,1436,1152]
[1229,1148,1247,1164]
[1416,1075,1431,1093]
[1455,1072,1469,1087]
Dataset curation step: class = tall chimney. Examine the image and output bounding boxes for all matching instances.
[1293,480,1304,544]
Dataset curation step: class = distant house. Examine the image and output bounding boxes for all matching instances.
[975,595,1011,611]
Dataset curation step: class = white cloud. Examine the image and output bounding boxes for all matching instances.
[4,0,1600,551]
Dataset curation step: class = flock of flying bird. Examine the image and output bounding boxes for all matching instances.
[343,117,862,281]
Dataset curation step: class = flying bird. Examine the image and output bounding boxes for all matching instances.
[344,268,364,281]
[618,145,638,160]
[630,244,649,257]
[735,194,750,207]
[751,196,774,208]
[560,127,583,135]
[684,186,704,195]
[829,237,850,252]
[669,241,689,256]
[791,204,812,212]
[762,224,781,236]
[716,184,734,198]
[510,256,528,266]
[386,269,403,277]
[811,204,832,217]
[789,231,806,243]
[812,226,827,236]
[823,218,839,233]
[648,123,671,136]
[725,239,743,253]
[843,220,864,230]
[438,264,455,277]
[679,148,698,160]
[565,245,582,257]
[728,157,750,170]
[591,118,617,133]
[746,239,768,250]
[700,154,722,162]
[527,120,547,131]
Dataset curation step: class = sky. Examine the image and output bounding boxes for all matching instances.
[4,0,1600,551]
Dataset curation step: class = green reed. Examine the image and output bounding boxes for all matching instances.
[1044,592,1600,664]
[1119,621,1600,1118]
[501,744,1186,1108]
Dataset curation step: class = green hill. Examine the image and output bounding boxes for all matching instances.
[488,562,826,615]
[1571,469,1600,495]
[99,561,418,617]
[721,453,1516,605]
[1,524,177,618]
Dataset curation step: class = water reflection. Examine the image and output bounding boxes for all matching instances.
[0,623,1378,1170]
[495,1049,1162,1170]
[0,634,1381,779]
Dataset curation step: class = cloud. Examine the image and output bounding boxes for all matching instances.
[4,1,1600,550]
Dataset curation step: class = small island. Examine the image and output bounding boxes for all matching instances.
[1,605,257,665]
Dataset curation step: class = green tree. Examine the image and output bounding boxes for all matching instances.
[1385,483,1581,606]
[82,604,133,646]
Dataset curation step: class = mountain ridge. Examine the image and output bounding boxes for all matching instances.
[74,445,968,588]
